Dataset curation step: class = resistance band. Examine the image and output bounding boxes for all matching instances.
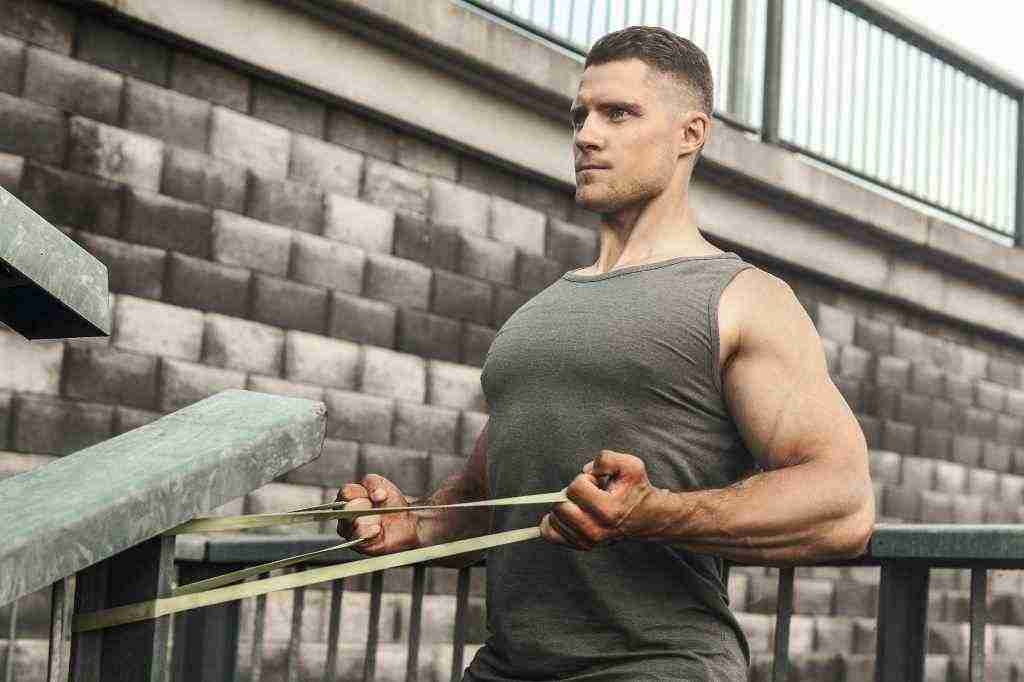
[72,489,570,633]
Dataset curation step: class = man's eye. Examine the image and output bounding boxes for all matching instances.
[610,109,627,120]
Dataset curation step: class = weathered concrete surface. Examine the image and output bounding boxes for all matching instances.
[0,184,110,338]
[0,389,326,608]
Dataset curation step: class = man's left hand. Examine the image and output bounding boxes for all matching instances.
[540,449,665,550]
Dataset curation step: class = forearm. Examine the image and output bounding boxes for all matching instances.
[412,471,491,569]
[637,459,874,566]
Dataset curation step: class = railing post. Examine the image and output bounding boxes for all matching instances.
[170,561,244,682]
[728,0,752,125]
[46,577,76,682]
[874,561,929,682]
[69,535,176,682]
[761,0,784,143]
[1015,93,1023,246]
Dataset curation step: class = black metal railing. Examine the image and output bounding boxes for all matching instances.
[160,523,1024,682]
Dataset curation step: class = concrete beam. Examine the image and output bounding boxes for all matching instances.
[0,185,111,339]
[0,389,327,608]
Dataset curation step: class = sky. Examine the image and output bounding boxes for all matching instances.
[874,0,1024,87]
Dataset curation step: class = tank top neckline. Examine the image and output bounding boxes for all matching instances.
[562,251,740,282]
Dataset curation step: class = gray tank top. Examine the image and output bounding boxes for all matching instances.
[464,252,759,681]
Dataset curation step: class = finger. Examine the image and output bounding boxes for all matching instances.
[337,483,368,502]
[550,505,594,550]
[540,514,567,546]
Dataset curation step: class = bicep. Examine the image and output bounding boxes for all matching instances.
[721,274,866,475]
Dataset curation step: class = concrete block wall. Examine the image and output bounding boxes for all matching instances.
[3,1,1024,679]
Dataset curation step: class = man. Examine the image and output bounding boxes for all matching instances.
[336,26,875,681]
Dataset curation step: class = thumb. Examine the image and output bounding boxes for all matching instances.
[363,475,402,506]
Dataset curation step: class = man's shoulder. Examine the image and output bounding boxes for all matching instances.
[717,266,809,362]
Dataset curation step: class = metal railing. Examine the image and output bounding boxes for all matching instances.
[155,523,1024,682]
[459,0,1023,244]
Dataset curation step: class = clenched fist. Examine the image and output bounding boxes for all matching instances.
[335,474,420,556]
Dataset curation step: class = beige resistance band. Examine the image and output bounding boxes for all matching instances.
[72,489,570,633]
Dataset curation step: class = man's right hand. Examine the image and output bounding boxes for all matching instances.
[335,474,420,556]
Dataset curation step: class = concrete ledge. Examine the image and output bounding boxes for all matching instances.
[91,0,1023,341]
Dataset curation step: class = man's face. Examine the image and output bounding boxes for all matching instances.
[570,58,684,212]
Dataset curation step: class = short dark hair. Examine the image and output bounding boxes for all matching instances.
[585,26,713,157]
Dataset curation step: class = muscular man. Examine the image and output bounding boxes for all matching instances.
[336,26,875,681]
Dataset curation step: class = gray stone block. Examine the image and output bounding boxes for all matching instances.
[983,441,1013,473]
[426,360,484,411]
[833,581,877,618]
[813,616,854,653]
[896,392,930,426]
[246,375,324,403]
[396,133,457,180]
[113,294,204,361]
[917,427,951,460]
[967,467,999,497]
[396,307,461,363]
[245,482,326,534]
[210,106,290,178]
[998,473,1024,506]
[169,51,249,112]
[251,273,328,334]
[1,0,73,53]
[247,172,324,233]
[891,326,929,363]
[323,388,393,444]
[165,252,250,317]
[211,210,292,276]
[934,461,967,494]
[159,357,247,412]
[459,234,516,286]
[0,91,65,164]
[458,153,517,202]
[284,330,361,390]
[459,411,488,457]
[123,188,213,258]
[114,405,161,434]
[364,252,432,310]
[429,177,489,235]
[77,16,169,84]
[323,193,394,253]
[13,394,114,455]
[462,322,495,367]
[361,346,426,403]
[489,195,545,255]
[291,135,362,197]
[920,489,954,523]
[432,270,492,326]
[516,178,571,219]
[252,80,325,137]
[360,443,428,498]
[68,115,163,191]
[63,344,159,410]
[546,217,597,268]
[0,150,23,190]
[291,232,365,294]
[517,252,566,293]
[951,434,982,468]
[0,329,62,394]
[875,355,910,388]
[996,414,1023,444]
[814,303,856,345]
[22,47,122,124]
[956,406,996,439]
[882,484,920,521]
[854,317,892,356]
[327,291,396,348]
[882,419,916,455]
[1006,388,1024,415]
[426,452,467,493]
[901,455,935,491]
[975,379,1007,412]
[361,157,428,218]
[910,362,944,397]
[393,401,458,453]
[162,147,247,212]
[868,450,901,486]
[123,78,211,152]
[286,438,359,487]
[928,399,955,430]
[78,231,166,300]
[326,107,397,160]
[492,286,529,327]
[392,215,460,271]
[838,345,873,380]
[203,313,284,376]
